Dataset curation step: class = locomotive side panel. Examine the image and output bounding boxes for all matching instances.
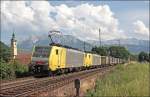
[108,56,113,65]
[59,47,66,69]
[117,58,120,64]
[66,49,84,68]
[92,54,101,65]
[112,57,115,64]
[106,56,109,65]
[101,56,106,65]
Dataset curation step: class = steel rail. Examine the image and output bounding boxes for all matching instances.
[0,65,114,97]
[25,66,112,97]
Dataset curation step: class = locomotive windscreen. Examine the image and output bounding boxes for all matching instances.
[33,46,51,58]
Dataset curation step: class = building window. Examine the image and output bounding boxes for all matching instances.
[56,49,58,55]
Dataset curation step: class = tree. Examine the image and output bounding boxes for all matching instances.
[0,41,11,62]
[108,46,130,60]
[148,53,150,62]
[0,59,16,79]
[130,54,138,61]
[92,46,108,56]
[0,59,29,79]
[92,46,130,60]
[138,51,148,62]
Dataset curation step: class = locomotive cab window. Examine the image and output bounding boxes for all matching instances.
[56,49,58,55]
[33,46,51,58]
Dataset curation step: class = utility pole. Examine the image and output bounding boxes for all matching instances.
[83,41,85,52]
[118,39,121,46]
[119,39,120,46]
[99,28,101,47]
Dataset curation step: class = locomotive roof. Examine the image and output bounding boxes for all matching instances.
[34,44,115,58]
[49,43,85,52]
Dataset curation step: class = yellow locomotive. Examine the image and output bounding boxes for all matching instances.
[30,45,123,76]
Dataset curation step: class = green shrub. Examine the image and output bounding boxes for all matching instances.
[0,60,16,79]
[0,60,29,79]
[10,61,29,77]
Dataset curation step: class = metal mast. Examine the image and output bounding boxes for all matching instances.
[84,41,85,52]
[99,28,101,47]
[118,39,121,46]
[117,38,121,46]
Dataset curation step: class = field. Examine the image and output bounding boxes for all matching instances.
[86,62,149,96]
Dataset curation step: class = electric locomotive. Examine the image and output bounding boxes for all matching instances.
[29,45,123,76]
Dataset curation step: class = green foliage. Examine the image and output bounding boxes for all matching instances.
[0,41,11,62]
[146,53,149,62]
[0,59,15,79]
[86,62,149,96]
[138,51,149,62]
[92,46,130,60]
[92,46,108,56]
[0,60,29,79]
[130,54,138,61]
[11,60,29,76]
[109,46,130,60]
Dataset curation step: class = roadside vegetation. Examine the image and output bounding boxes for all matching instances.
[92,46,150,62]
[86,62,149,96]
[92,46,130,60]
[0,41,29,80]
[0,59,29,80]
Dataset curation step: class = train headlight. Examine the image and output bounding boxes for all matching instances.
[45,62,49,65]
[31,61,35,64]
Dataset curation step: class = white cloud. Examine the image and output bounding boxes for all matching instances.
[133,20,149,36]
[1,1,125,42]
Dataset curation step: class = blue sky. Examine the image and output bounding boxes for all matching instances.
[49,1,149,36]
[50,1,149,26]
[1,1,149,44]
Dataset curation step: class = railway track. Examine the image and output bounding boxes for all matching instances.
[0,65,114,97]
[0,77,49,91]
[1,77,34,84]
[1,77,34,87]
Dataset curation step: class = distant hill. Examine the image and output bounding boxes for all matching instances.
[17,35,149,54]
[18,34,93,52]
[88,38,149,54]
[0,41,10,51]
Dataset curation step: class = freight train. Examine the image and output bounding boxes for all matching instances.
[29,45,124,76]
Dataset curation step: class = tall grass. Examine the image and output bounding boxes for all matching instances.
[86,62,149,96]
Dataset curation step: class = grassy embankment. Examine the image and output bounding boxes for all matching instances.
[86,62,149,96]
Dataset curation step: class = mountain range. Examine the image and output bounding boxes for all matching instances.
[17,34,149,54]
[18,34,93,52]
[87,38,149,54]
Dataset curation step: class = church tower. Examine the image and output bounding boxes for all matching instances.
[11,32,17,60]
